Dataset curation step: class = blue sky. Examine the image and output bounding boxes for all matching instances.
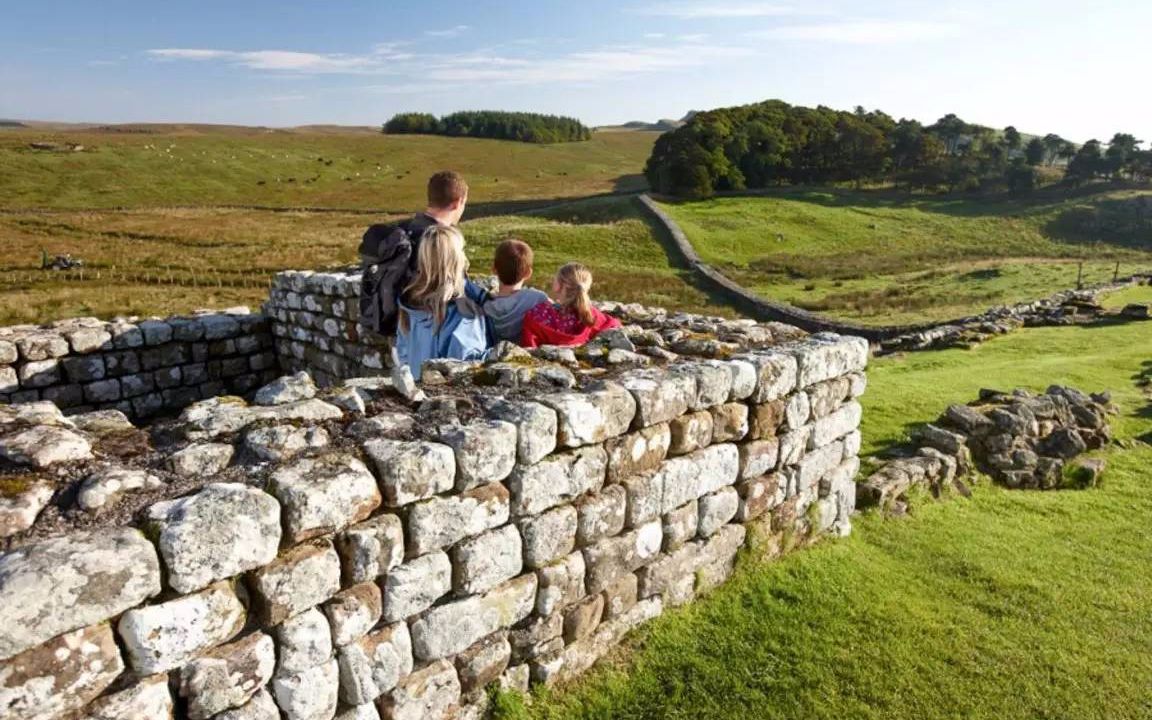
[1,0,1147,142]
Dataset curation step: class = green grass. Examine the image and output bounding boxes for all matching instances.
[659,187,1152,325]
[0,125,656,209]
[502,289,1152,720]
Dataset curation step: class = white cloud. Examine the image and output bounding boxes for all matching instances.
[147,37,756,87]
[749,20,959,44]
[635,1,798,19]
[424,25,470,38]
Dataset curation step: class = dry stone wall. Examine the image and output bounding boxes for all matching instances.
[0,314,868,719]
[265,271,387,386]
[0,309,277,420]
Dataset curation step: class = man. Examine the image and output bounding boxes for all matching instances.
[358,171,478,335]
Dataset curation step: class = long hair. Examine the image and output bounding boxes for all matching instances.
[554,262,595,327]
[401,225,467,331]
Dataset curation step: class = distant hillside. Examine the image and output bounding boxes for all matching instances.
[0,120,26,128]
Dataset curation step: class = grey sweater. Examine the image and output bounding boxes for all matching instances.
[484,288,549,343]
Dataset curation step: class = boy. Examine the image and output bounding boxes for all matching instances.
[484,238,549,343]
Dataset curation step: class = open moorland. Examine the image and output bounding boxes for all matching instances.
[659,186,1152,326]
[0,126,684,324]
[496,284,1152,720]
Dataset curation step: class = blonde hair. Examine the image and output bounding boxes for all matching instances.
[554,262,595,327]
[402,225,467,330]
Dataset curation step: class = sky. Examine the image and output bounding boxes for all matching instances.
[1,0,1148,142]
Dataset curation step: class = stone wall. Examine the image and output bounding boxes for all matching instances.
[0,319,868,719]
[0,309,277,420]
[265,271,388,387]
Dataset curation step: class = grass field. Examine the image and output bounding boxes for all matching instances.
[0,125,656,210]
[0,196,725,324]
[660,187,1152,325]
[0,126,706,324]
[498,286,1152,720]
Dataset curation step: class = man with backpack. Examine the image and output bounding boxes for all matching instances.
[358,171,485,335]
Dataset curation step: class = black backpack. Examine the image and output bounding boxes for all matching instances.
[358,217,432,335]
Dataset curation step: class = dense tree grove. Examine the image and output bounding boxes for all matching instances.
[644,99,1150,197]
[383,111,591,143]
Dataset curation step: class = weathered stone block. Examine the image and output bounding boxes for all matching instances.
[323,582,383,647]
[452,524,524,595]
[271,657,339,720]
[677,361,733,409]
[406,483,509,555]
[575,484,627,546]
[563,593,605,643]
[710,403,749,443]
[582,521,663,593]
[735,473,783,521]
[378,659,460,720]
[808,377,850,418]
[179,631,275,719]
[409,575,537,661]
[620,470,663,528]
[508,614,563,664]
[516,504,576,570]
[62,355,106,382]
[337,622,413,705]
[778,425,812,466]
[507,446,607,517]
[530,598,663,688]
[254,371,316,406]
[274,608,332,677]
[0,478,54,539]
[605,422,671,482]
[668,410,713,456]
[148,483,280,594]
[727,358,757,401]
[0,528,160,661]
[118,581,247,674]
[438,419,517,490]
[77,467,163,512]
[0,623,123,720]
[337,514,405,585]
[601,572,639,620]
[736,351,798,403]
[250,539,342,625]
[168,442,234,478]
[658,443,740,514]
[662,500,699,552]
[362,439,455,507]
[697,487,739,537]
[380,551,452,623]
[796,440,846,494]
[455,632,511,697]
[270,454,382,544]
[0,425,92,467]
[243,424,329,463]
[809,401,862,448]
[536,551,586,616]
[618,370,694,426]
[81,674,174,720]
[484,400,557,464]
[539,382,636,448]
[16,333,68,361]
[787,335,869,388]
[748,399,786,439]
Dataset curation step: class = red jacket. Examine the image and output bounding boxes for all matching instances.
[520,302,621,348]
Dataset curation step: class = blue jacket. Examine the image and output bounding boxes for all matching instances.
[396,281,492,380]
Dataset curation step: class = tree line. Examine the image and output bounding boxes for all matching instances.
[644,99,1150,197]
[383,111,591,144]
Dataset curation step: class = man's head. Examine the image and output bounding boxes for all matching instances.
[426,171,469,225]
[493,238,534,289]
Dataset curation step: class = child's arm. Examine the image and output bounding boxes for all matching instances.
[520,313,541,348]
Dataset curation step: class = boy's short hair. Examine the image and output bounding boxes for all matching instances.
[493,238,534,285]
[427,171,469,208]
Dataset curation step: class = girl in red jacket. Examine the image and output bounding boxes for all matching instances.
[520,262,621,348]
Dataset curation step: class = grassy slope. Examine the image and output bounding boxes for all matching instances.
[659,188,1152,325]
[0,126,656,209]
[503,287,1152,720]
[0,127,709,324]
